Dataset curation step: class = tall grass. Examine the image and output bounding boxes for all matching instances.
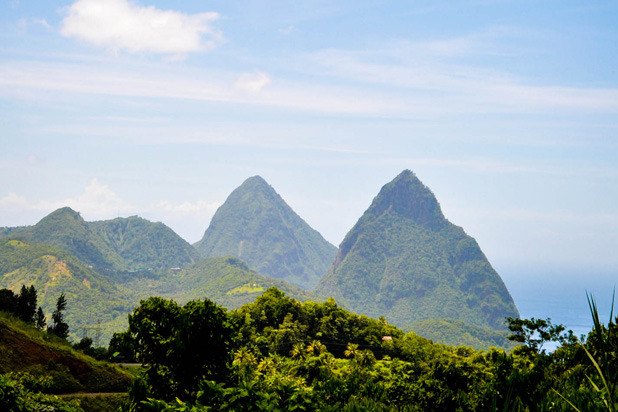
[555,290,616,412]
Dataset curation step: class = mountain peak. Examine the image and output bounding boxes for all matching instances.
[47,206,82,220]
[316,170,518,332]
[368,170,445,227]
[194,176,337,290]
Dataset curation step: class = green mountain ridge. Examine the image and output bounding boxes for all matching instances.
[17,207,125,271]
[315,170,519,332]
[194,176,337,290]
[9,208,200,274]
[406,318,516,350]
[90,215,201,271]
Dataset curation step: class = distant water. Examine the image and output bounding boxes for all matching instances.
[501,268,617,344]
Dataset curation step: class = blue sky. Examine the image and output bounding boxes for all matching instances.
[1,0,618,281]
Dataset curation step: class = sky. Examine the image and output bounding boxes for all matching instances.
[1,0,618,288]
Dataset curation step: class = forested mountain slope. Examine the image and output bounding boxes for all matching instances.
[194,176,337,290]
[90,215,201,271]
[315,170,518,331]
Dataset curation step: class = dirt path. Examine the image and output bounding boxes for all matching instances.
[57,392,127,397]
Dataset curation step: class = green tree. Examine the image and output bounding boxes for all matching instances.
[0,288,17,314]
[506,316,572,353]
[128,296,235,399]
[35,306,46,329]
[16,285,37,324]
[48,292,69,339]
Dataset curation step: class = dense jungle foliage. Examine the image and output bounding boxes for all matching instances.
[110,287,616,412]
[1,285,617,411]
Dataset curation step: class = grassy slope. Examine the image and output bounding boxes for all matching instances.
[0,312,132,394]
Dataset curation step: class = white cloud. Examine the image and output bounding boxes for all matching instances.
[42,178,136,218]
[234,72,272,93]
[0,179,134,219]
[0,193,30,212]
[60,0,222,54]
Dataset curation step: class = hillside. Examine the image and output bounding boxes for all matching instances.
[16,207,124,271]
[0,237,135,343]
[89,215,201,271]
[406,318,515,350]
[194,176,337,290]
[315,170,519,332]
[3,208,201,276]
[0,311,132,393]
[132,256,319,309]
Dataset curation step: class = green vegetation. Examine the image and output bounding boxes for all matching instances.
[7,208,200,274]
[0,312,132,394]
[89,215,200,271]
[111,287,618,411]
[194,176,337,290]
[407,318,515,350]
[2,282,616,411]
[15,207,125,271]
[0,237,136,343]
[152,256,320,309]
[0,373,83,412]
[316,170,518,336]
[227,283,266,295]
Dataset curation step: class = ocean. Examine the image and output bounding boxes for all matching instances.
[501,267,617,347]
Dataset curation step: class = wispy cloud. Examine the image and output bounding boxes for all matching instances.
[234,71,271,93]
[306,44,618,114]
[60,0,222,55]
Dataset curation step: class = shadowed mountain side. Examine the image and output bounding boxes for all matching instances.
[0,312,132,393]
[315,170,518,331]
[194,176,337,290]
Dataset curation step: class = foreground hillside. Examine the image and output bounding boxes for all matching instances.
[0,312,132,394]
[316,170,518,333]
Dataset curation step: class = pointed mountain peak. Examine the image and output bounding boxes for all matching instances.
[237,175,276,195]
[194,176,337,290]
[368,170,445,227]
[243,175,269,186]
[316,170,518,334]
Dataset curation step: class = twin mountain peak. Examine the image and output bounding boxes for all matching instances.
[2,170,518,340]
